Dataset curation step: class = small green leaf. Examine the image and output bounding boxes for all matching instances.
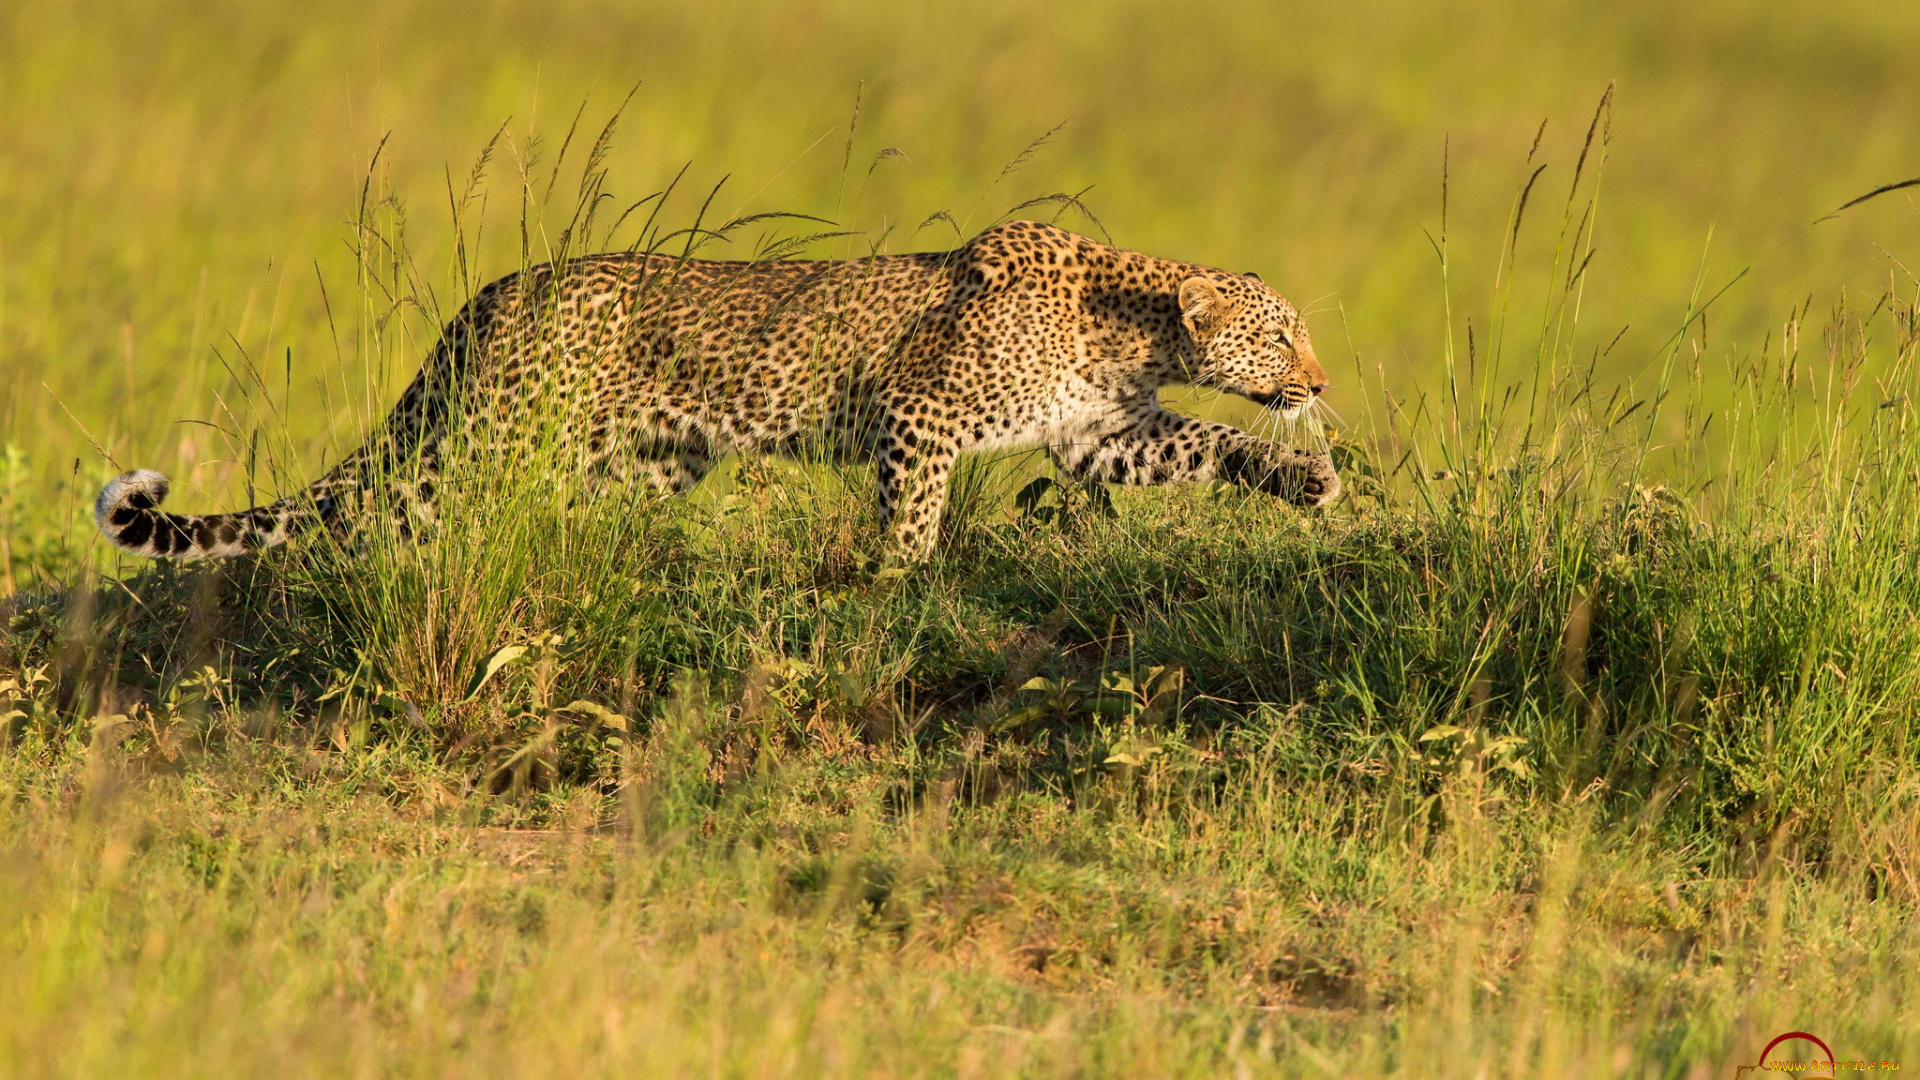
[1419,724,1466,742]
[464,645,528,702]
[1104,738,1162,767]
[1080,480,1117,518]
[1014,476,1057,515]
[993,705,1049,732]
[559,699,631,732]
[1330,443,1379,477]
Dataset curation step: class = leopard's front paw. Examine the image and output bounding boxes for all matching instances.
[1263,447,1340,507]
[1295,448,1340,507]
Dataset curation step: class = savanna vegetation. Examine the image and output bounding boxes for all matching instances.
[4,0,1920,1075]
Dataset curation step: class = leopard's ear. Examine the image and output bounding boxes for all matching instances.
[956,233,1017,295]
[1242,270,1263,283]
[1179,277,1231,337]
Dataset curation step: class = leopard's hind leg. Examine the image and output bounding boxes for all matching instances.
[589,441,716,497]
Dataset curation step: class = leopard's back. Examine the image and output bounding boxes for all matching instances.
[455,250,962,455]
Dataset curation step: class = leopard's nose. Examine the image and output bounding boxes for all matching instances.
[1309,381,1329,397]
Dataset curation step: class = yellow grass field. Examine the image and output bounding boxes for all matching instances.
[3,2,1919,1076]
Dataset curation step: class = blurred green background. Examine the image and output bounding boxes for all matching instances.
[2,0,1917,543]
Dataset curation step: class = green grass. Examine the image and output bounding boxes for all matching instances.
[8,419,1920,1073]
[5,1,1920,1075]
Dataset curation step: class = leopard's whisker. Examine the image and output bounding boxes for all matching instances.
[1307,397,1344,432]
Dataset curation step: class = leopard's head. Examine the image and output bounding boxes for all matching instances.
[1176,273,1329,418]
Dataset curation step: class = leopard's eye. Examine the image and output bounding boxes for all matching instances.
[1269,331,1292,349]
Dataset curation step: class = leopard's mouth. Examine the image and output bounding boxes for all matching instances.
[1242,387,1310,416]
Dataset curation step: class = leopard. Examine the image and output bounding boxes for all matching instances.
[95,219,1338,562]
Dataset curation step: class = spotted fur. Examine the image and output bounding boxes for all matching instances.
[96,221,1337,561]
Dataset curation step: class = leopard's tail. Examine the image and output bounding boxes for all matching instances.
[97,368,452,561]
[95,273,507,560]
[94,468,340,560]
